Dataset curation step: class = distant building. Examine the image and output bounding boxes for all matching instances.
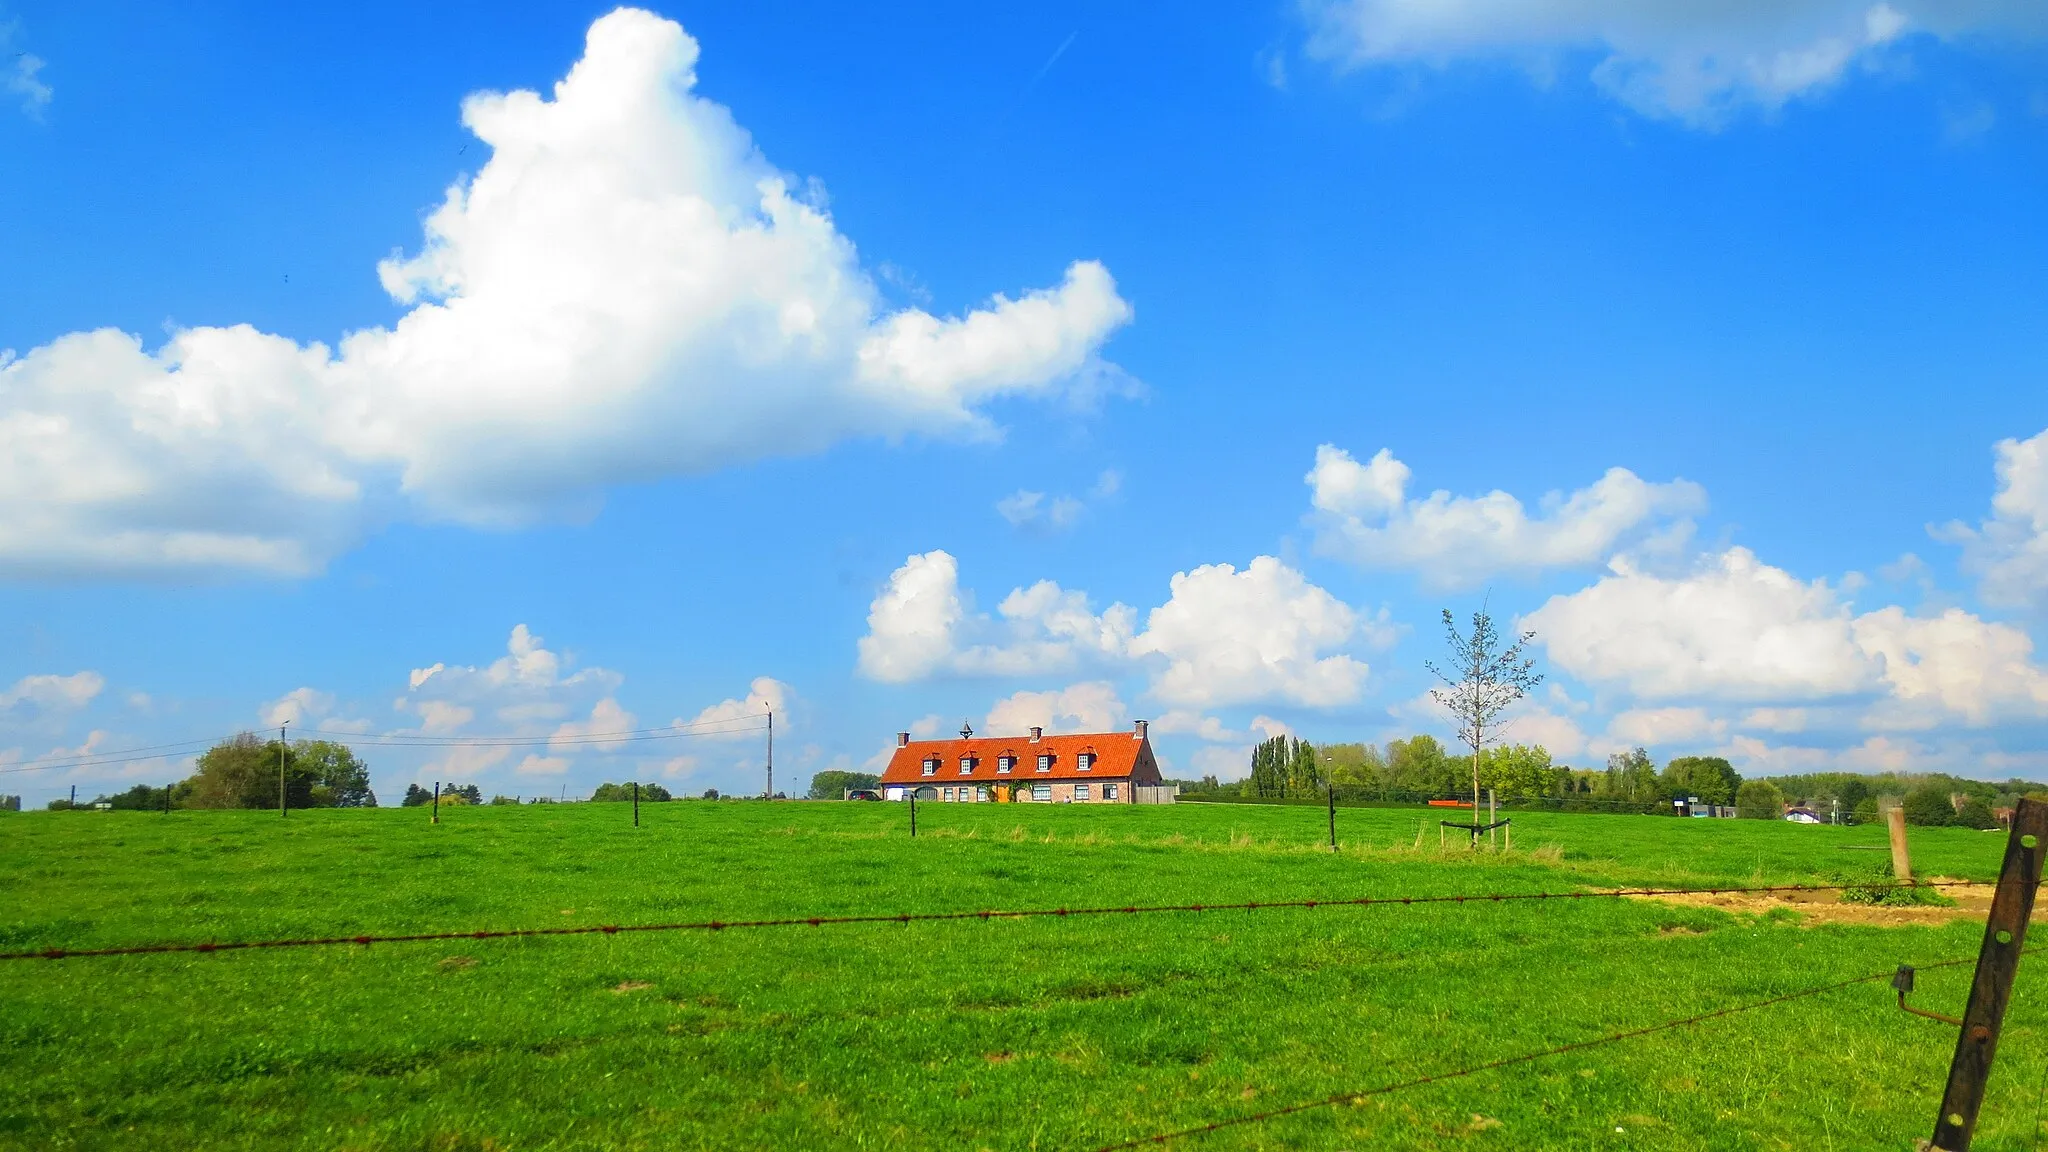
[879,720,1165,804]
[1784,807,1823,824]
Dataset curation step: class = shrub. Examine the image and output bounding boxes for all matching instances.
[1850,797,1879,825]
[1837,864,1956,907]
[591,782,672,803]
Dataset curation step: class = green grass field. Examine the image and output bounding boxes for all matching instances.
[1,801,2039,1150]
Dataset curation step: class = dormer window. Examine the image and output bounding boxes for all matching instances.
[959,756,977,775]
[1077,753,1095,772]
[1036,754,1053,773]
[921,758,939,777]
[997,755,1015,774]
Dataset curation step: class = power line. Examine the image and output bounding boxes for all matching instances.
[1089,948,2013,1151]
[0,879,1985,962]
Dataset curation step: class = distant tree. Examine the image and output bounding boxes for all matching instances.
[1735,780,1785,819]
[0,795,19,812]
[1244,736,1290,797]
[489,795,519,806]
[184,734,317,810]
[1903,785,1957,827]
[294,741,376,807]
[702,788,720,801]
[1603,748,1667,807]
[591,781,672,802]
[1956,797,2000,830]
[1477,744,1556,798]
[1427,607,1543,817]
[1662,757,1740,806]
[94,784,169,811]
[1851,797,1881,825]
[1835,776,1871,813]
[402,784,433,807]
[1386,735,1456,796]
[1321,743,1384,788]
[808,770,882,800]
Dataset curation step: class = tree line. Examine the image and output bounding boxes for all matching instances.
[1175,735,2035,825]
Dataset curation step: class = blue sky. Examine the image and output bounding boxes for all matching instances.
[4,1,2048,805]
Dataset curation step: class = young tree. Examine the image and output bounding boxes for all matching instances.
[1427,608,1543,820]
[1903,785,1957,827]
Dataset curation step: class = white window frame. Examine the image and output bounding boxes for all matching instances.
[921,758,938,777]
[1077,753,1094,772]
[1032,783,1052,801]
[997,756,1014,774]
[1105,783,1119,801]
[941,787,953,802]
[959,756,976,776]
[1074,783,1091,801]
[975,786,988,803]
[1037,754,1053,773]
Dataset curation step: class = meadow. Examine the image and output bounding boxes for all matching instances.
[0,800,2038,1150]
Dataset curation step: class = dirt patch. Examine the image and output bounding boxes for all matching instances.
[438,955,478,970]
[612,981,654,994]
[984,1051,1015,1064]
[1629,880,1992,928]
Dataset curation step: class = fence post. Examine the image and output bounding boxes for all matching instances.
[1489,788,1498,850]
[1928,797,2048,1151]
[633,781,640,827]
[1889,805,1914,883]
[909,793,917,838]
[432,782,440,825]
[164,784,171,816]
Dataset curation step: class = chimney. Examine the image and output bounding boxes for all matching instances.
[1134,719,1148,740]
[897,732,910,748]
[1029,726,1043,742]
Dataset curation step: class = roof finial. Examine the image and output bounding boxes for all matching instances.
[959,719,975,739]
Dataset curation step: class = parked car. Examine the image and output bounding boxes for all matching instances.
[846,789,882,801]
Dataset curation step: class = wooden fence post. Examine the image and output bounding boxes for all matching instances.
[1889,805,1914,883]
[1928,797,2048,1151]
[1327,785,1337,852]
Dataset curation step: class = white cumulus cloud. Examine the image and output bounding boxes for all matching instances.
[1303,1,2047,126]
[1945,425,2048,612]
[0,8,1131,577]
[1527,548,2048,727]
[858,551,1368,709]
[1306,445,1704,588]
[985,681,1128,735]
[0,671,104,715]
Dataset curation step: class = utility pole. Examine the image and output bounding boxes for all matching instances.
[765,708,774,799]
[279,721,290,818]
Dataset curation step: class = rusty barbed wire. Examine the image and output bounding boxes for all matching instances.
[0,879,1985,962]
[1089,947,2017,1150]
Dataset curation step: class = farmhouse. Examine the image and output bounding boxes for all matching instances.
[879,720,1165,804]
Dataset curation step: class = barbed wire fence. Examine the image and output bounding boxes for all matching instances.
[8,796,2043,1148]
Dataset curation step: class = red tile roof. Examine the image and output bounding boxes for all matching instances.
[880,730,1157,785]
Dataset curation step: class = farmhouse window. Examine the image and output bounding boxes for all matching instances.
[1032,783,1051,801]
[941,787,953,801]
[921,758,938,776]
[1036,754,1053,772]
[1074,784,1091,801]
[997,756,1014,774]
[959,756,976,775]
[975,787,988,802]
[1077,753,1094,772]
[1105,783,1119,801]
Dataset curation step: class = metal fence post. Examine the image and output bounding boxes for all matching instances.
[1327,784,1337,852]
[909,793,917,838]
[1929,797,2048,1151]
[633,781,640,827]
